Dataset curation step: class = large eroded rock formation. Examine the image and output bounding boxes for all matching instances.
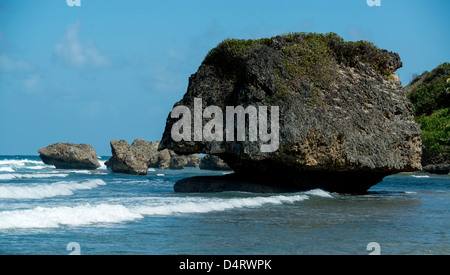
[160,33,422,193]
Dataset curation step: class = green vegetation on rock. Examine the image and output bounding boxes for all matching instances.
[406,62,450,157]
[415,108,450,152]
[203,32,397,81]
[281,33,338,89]
[203,32,400,106]
[203,38,271,77]
[407,62,450,116]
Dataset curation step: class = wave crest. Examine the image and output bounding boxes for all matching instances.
[0,179,106,199]
[0,193,310,229]
[0,203,140,229]
[0,173,69,180]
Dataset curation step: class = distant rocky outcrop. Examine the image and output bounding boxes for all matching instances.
[105,139,155,175]
[152,147,171,170]
[106,139,201,175]
[160,32,422,193]
[185,154,202,168]
[38,143,100,170]
[169,151,202,170]
[421,148,450,175]
[199,155,232,171]
[147,141,201,170]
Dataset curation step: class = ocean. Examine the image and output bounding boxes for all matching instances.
[0,155,448,255]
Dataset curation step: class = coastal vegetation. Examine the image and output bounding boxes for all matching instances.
[203,32,396,81]
[406,63,450,156]
[202,32,399,104]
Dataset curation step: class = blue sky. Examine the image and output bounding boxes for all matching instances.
[0,0,449,155]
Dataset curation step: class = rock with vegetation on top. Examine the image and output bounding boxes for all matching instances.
[160,32,422,193]
[38,143,100,170]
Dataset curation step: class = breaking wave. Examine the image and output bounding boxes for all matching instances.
[133,194,310,216]
[0,192,331,229]
[0,179,107,199]
[0,159,45,167]
[0,203,140,229]
[0,173,69,180]
[0,167,15,172]
[411,175,430,178]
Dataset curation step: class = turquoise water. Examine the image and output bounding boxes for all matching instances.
[0,156,448,255]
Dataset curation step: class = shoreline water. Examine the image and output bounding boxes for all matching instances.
[0,155,448,255]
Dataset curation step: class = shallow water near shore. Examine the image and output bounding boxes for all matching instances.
[0,155,448,255]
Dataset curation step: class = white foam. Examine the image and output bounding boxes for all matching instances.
[0,203,141,229]
[0,174,16,180]
[0,193,309,229]
[63,170,92,174]
[304,189,333,198]
[0,179,107,199]
[0,159,44,167]
[148,168,156,172]
[0,167,15,172]
[26,166,49,170]
[411,175,430,178]
[133,194,309,216]
[0,173,69,180]
[156,174,164,176]
[99,161,107,170]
